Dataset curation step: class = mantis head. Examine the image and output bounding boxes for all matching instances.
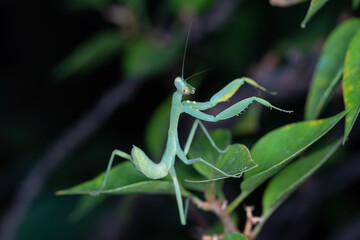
[174,77,195,95]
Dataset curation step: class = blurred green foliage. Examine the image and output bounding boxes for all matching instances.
[2,0,360,239]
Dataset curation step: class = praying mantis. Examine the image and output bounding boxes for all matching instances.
[65,26,292,225]
[95,75,292,225]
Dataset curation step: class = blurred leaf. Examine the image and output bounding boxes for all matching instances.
[188,130,256,182]
[18,196,91,240]
[301,0,329,28]
[116,0,149,23]
[276,15,331,54]
[240,111,346,199]
[53,31,123,80]
[305,18,360,120]
[168,0,212,13]
[69,195,107,222]
[145,97,171,159]
[261,138,341,221]
[222,232,248,240]
[270,0,308,7]
[123,36,182,79]
[343,29,360,142]
[57,161,190,196]
[118,195,138,219]
[232,104,260,136]
[65,0,111,11]
[353,0,360,9]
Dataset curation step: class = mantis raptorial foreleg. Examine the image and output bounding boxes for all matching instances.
[183,96,292,122]
[181,77,275,111]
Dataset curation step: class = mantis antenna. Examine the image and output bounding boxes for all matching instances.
[185,68,213,82]
[182,22,193,80]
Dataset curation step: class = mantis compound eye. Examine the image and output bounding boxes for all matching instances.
[182,88,189,94]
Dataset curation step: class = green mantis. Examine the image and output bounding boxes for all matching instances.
[96,76,292,225]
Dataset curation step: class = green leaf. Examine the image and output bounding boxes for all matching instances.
[168,0,212,13]
[305,18,360,120]
[175,162,208,192]
[56,162,189,196]
[262,138,341,220]
[53,31,123,80]
[145,97,171,159]
[69,195,107,222]
[353,0,360,9]
[222,232,248,240]
[189,129,231,177]
[188,130,257,182]
[240,111,346,199]
[301,0,329,28]
[123,36,182,79]
[343,29,360,142]
[232,104,261,136]
[209,144,256,180]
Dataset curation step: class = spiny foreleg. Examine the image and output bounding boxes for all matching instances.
[183,97,292,122]
[181,77,275,111]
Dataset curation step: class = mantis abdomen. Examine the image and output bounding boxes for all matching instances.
[130,135,177,179]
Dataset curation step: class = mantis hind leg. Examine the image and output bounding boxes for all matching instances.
[97,139,175,195]
[180,156,240,179]
[169,167,188,225]
[177,119,237,179]
[95,149,132,195]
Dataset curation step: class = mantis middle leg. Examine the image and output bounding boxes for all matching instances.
[176,139,239,179]
[184,119,229,155]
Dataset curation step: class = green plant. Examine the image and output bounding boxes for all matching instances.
[55,1,360,239]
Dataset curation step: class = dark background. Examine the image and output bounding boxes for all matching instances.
[1,0,360,239]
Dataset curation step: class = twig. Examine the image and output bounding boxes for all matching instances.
[243,206,262,240]
[200,192,239,240]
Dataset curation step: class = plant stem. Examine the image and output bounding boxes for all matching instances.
[200,193,239,234]
[225,191,249,215]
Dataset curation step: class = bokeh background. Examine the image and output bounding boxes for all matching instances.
[1,0,360,239]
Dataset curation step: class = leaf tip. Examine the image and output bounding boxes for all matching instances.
[342,137,347,145]
[55,190,64,195]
